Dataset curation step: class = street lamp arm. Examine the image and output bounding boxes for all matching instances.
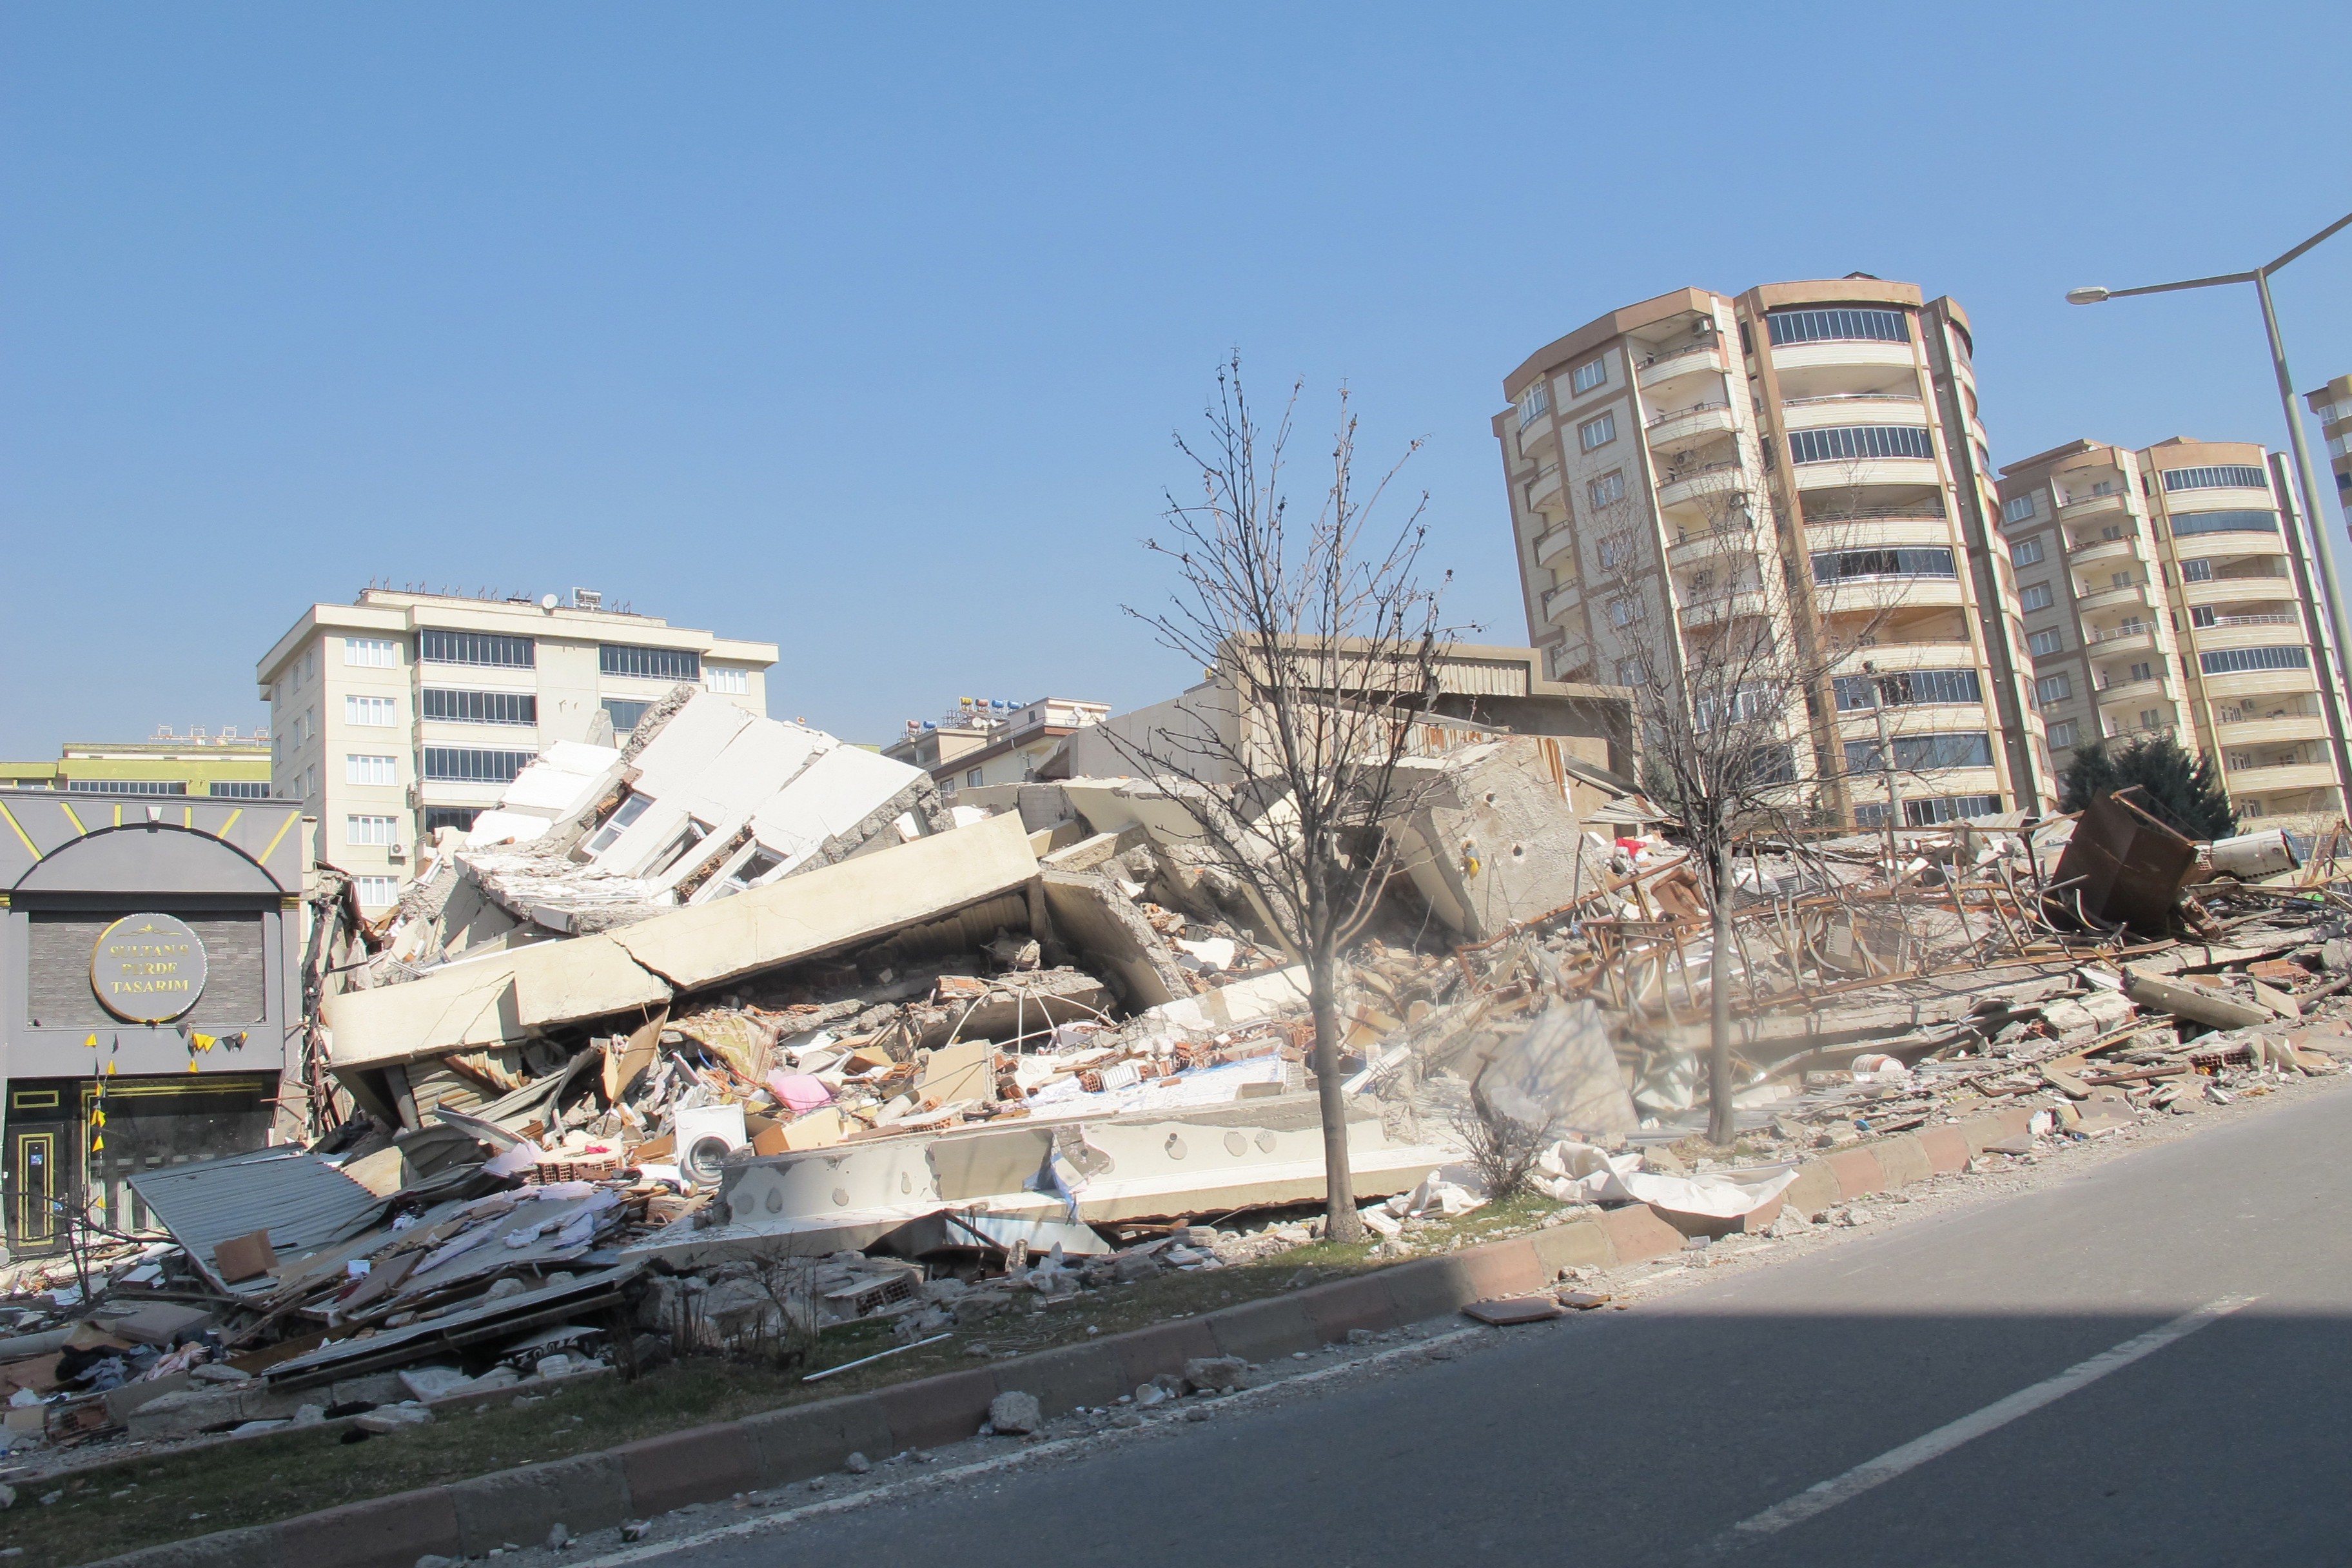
[2264,209,2352,277]
[2102,269,2260,299]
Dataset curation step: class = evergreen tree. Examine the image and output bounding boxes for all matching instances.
[2059,734,2237,839]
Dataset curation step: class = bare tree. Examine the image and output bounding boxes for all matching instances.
[1592,458,1906,1142]
[1111,357,1455,1243]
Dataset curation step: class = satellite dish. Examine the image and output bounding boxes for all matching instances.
[540,594,559,611]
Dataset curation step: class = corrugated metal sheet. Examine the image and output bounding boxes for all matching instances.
[126,1148,382,1297]
[1432,656,1531,698]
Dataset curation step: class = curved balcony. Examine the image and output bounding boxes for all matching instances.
[1828,638,1977,671]
[1807,515,1950,549]
[2073,581,2153,614]
[2219,714,2331,747]
[1816,574,1967,612]
[1770,340,1916,375]
[1635,342,1727,390]
[1533,524,1577,567]
[1657,463,1746,512]
[2202,667,2318,701]
[1677,587,1772,627]
[1527,465,1563,511]
[2191,619,2308,651]
[1546,638,1593,683]
[2226,761,2340,794]
[1645,401,1737,447]
[1779,394,1926,429]
[2182,575,2297,608]
[2164,486,2278,516]
[2082,625,2156,656]
[2093,674,2172,709]
[2173,528,2287,562]
[2066,534,2142,570]
[2057,491,2128,522]
[1540,582,1582,625]
[1665,529,1759,571]
[1792,456,1943,491]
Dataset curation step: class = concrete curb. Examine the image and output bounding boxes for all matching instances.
[90,1107,2020,1568]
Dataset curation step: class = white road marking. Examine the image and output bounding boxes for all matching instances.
[1700,1295,2258,1556]
[563,1326,1487,1568]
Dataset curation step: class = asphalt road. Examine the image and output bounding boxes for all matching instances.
[636,1083,2352,1567]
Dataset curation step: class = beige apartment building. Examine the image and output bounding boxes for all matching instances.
[257,589,777,909]
[1995,438,2351,823]
[2308,374,2352,524]
[884,698,1111,793]
[1496,276,2052,828]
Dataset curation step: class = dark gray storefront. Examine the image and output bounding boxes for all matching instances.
[0,789,304,1257]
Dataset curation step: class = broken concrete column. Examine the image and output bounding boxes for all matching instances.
[1036,868,1194,1009]
[1381,739,1602,941]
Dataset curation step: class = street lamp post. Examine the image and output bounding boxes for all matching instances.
[2068,210,2352,805]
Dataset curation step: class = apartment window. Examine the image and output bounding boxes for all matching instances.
[1905,794,2003,827]
[2160,465,2268,492]
[1608,596,1643,627]
[2047,720,2079,750]
[1843,732,1994,774]
[2003,495,2038,525]
[1788,425,1936,465]
[600,644,701,681]
[422,747,534,783]
[2169,509,2278,538]
[965,768,984,787]
[2242,799,2266,819]
[2110,572,2132,591]
[346,695,398,727]
[1615,659,1642,686]
[2010,535,2044,567]
[419,630,534,668]
[2200,646,2309,675]
[1571,357,1608,395]
[646,819,711,878]
[304,763,318,798]
[1516,382,1551,428]
[67,779,186,796]
[602,698,652,734]
[2019,582,2054,612]
[712,847,785,899]
[346,814,400,847]
[2190,606,2217,629]
[1578,412,1617,451]
[1764,307,1910,346]
[208,780,271,799]
[2125,661,2153,683]
[423,807,480,834]
[2180,558,2215,582]
[353,876,400,908]
[1596,533,1631,571]
[1811,547,1957,585]
[1588,471,1626,509]
[584,793,652,854]
[2091,480,2118,496]
[706,666,750,694]
[345,754,398,787]
[1833,669,1982,710]
[2139,708,2165,730]
[422,688,538,726]
[2036,673,2073,704]
[344,637,399,668]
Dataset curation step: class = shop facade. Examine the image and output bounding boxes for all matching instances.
[0,789,304,1258]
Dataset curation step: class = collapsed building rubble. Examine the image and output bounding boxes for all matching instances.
[5,688,2347,1485]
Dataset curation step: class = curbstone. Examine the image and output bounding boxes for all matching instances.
[1379,1257,1477,1321]
[994,1340,1122,1416]
[873,1367,997,1452]
[1298,1274,1400,1341]
[1873,1136,1934,1190]
[278,1487,461,1568]
[1823,1147,1887,1201]
[451,1452,629,1556]
[612,1422,762,1515]
[1594,1204,1683,1264]
[1739,1195,1785,1232]
[1207,1293,1318,1362]
[1110,1317,1220,1391]
[81,1524,290,1568]
[741,1393,896,1487]
[1916,1125,1971,1174]
[1780,1159,1841,1219]
[1527,1218,1617,1275]
[1960,1106,2032,1152]
[1456,1236,1545,1300]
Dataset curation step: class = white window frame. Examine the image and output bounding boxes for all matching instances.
[1578,411,1617,451]
[705,666,750,694]
[2019,582,2053,612]
[345,754,398,787]
[344,637,399,668]
[2003,494,2037,524]
[1571,357,1608,395]
[346,814,400,847]
[346,694,398,727]
[1589,471,1626,509]
[2036,674,2072,703]
[1515,382,1551,429]
[2028,629,2063,656]
[2047,720,2078,750]
[353,876,400,907]
[2010,536,2044,567]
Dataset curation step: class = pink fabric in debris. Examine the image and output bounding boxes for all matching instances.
[767,1072,833,1112]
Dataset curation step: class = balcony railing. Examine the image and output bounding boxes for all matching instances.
[1779,391,1923,408]
[1636,341,1720,372]
[1802,503,1950,525]
[1647,399,1733,427]
[2195,612,2299,631]
[2083,622,2153,645]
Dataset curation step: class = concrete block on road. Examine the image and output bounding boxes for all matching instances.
[1874,1135,1934,1190]
[1916,1125,1972,1174]
[1595,1204,1684,1264]
[1779,1160,1841,1219]
[1457,1236,1546,1300]
[1380,1257,1476,1322]
[612,1422,763,1515]
[1824,1147,1888,1200]
[1529,1219,1618,1275]
[451,1453,629,1556]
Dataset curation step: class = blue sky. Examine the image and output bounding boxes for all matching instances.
[3,2,2347,754]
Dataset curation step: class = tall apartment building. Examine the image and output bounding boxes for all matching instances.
[2307,374,2352,523]
[1495,276,2051,828]
[0,729,270,796]
[1995,438,2351,823]
[257,589,778,909]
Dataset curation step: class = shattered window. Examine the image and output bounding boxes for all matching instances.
[584,792,652,854]
[602,698,652,734]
